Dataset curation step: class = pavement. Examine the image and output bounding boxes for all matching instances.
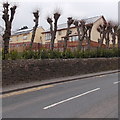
[2,71,119,118]
[2,70,119,94]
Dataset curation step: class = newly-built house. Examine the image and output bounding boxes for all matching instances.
[9,15,116,52]
[10,27,45,52]
[42,16,107,51]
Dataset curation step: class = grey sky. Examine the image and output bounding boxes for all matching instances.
[0,0,118,31]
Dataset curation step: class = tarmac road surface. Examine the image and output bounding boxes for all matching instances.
[2,72,119,118]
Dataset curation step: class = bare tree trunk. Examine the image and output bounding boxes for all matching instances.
[64,25,70,52]
[51,19,58,51]
[51,35,54,51]
[76,26,82,50]
[97,24,107,48]
[105,33,110,49]
[2,3,17,59]
[30,10,39,49]
[99,34,105,48]
[118,29,120,49]
[47,12,60,51]
[87,36,91,50]
[79,20,87,51]
[30,27,38,48]
[64,37,68,52]
[105,23,112,49]
[86,26,92,50]
[48,20,53,50]
[4,38,9,55]
[111,25,118,48]
[64,17,73,52]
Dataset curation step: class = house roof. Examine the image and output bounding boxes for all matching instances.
[45,16,105,33]
[12,28,33,36]
[81,16,104,24]
[12,26,44,36]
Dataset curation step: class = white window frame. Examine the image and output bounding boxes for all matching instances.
[45,33,51,40]
[23,35,27,40]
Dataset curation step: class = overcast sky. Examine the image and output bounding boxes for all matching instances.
[0,0,118,31]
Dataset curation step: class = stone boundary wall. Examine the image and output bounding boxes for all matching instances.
[2,58,118,87]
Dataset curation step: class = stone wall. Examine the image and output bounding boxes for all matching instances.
[2,58,118,87]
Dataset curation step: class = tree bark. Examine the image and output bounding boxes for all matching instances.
[2,3,17,59]
[64,25,70,52]
[76,26,82,51]
[30,11,39,50]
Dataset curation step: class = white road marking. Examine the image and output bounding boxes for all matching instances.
[113,81,120,84]
[43,88,100,110]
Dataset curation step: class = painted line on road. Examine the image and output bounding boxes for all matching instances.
[43,88,100,110]
[113,81,120,84]
[1,85,54,98]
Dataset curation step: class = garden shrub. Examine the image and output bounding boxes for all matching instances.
[9,50,18,60]
[40,49,49,59]
[48,50,62,59]
[62,49,74,59]
[2,47,119,60]
[22,50,34,59]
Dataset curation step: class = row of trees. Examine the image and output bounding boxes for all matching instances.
[47,15,119,52]
[97,21,118,48]
[2,2,120,59]
[2,2,39,59]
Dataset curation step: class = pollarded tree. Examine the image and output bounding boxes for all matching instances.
[85,23,93,50]
[64,17,74,52]
[30,10,39,49]
[79,20,87,50]
[2,2,17,59]
[111,23,118,48]
[73,20,81,50]
[73,20,86,50]
[73,19,91,51]
[97,22,107,48]
[105,22,112,49]
[47,12,61,51]
[117,25,120,49]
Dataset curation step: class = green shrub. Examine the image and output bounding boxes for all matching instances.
[22,50,34,59]
[32,51,40,59]
[62,49,74,59]
[2,47,119,60]
[40,49,49,59]
[9,50,18,60]
[87,50,97,58]
[83,50,91,58]
[48,50,62,59]
[73,50,82,58]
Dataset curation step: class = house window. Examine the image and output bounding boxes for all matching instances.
[73,36,76,41]
[45,33,51,40]
[70,37,73,42]
[23,35,27,40]
[69,36,79,42]
[76,36,78,41]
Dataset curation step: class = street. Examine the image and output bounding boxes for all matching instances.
[2,72,119,118]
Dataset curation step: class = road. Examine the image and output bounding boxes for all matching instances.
[2,72,119,118]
